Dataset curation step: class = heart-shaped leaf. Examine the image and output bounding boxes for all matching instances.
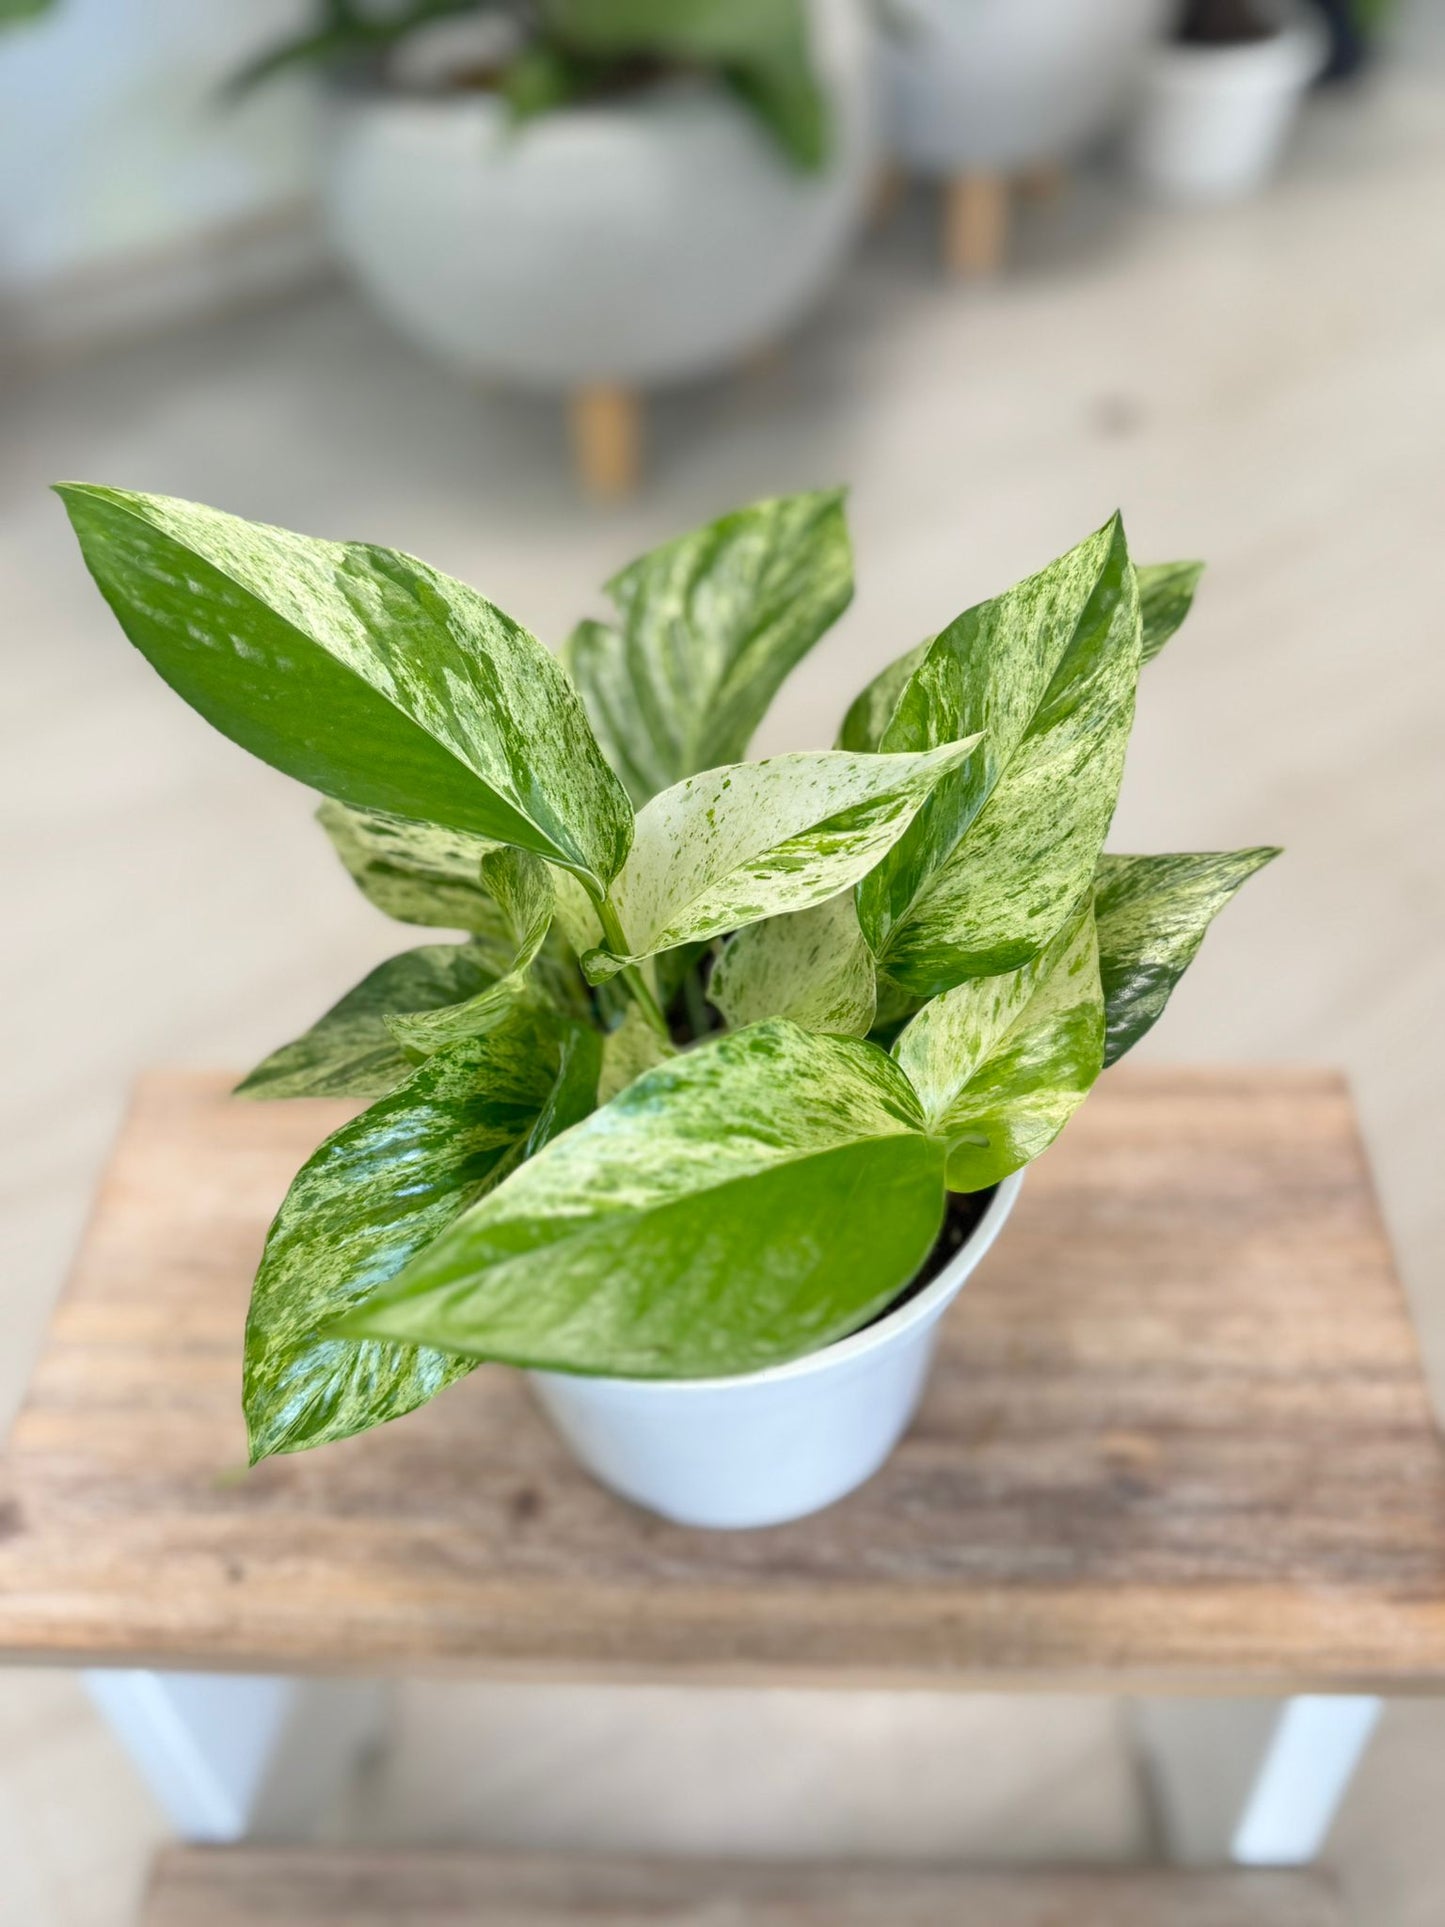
[859,515,1141,997]
[585,741,980,981]
[564,490,852,806]
[235,941,504,1101]
[334,1020,946,1379]
[710,891,876,1036]
[386,847,556,1057]
[1094,848,1280,1066]
[316,801,508,939]
[894,911,1104,1192]
[244,1014,601,1461]
[59,484,633,887]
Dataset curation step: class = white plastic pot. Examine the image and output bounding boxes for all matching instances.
[529,1172,1023,1530]
[884,0,1171,174]
[1128,10,1327,204]
[318,0,876,390]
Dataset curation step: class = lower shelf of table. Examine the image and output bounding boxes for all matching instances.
[140,1848,1345,1926]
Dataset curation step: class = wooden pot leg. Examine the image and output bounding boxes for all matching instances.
[570,385,641,499]
[943,172,1009,278]
[1017,160,1066,203]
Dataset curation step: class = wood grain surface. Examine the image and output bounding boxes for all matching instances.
[140,1848,1345,1926]
[2,1067,1443,1689]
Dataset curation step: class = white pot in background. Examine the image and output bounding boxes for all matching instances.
[529,1172,1023,1530]
[1128,9,1327,204]
[318,0,876,390]
[884,0,1171,174]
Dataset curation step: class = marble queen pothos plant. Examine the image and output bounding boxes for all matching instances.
[60,483,1277,1465]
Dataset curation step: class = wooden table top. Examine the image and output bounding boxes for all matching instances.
[3,1066,1443,1691]
[141,1849,1344,1926]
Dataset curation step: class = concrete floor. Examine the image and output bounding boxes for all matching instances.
[2,69,1444,1927]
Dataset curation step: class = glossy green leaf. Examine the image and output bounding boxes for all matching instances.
[244,1014,600,1461]
[1138,560,1205,664]
[334,1020,946,1378]
[710,892,876,1036]
[59,484,633,887]
[316,800,509,941]
[1094,848,1280,1066]
[598,1003,676,1104]
[585,741,981,981]
[235,942,501,1101]
[894,912,1104,1192]
[386,848,556,1056]
[836,639,930,753]
[563,490,852,806]
[858,515,1141,998]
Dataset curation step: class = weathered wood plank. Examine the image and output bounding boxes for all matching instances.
[3,1067,1443,1687]
[140,1848,1346,1926]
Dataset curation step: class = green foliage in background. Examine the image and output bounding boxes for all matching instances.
[61,480,1277,1460]
[233,0,830,169]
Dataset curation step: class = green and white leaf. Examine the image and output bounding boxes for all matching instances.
[244,1014,600,1461]
[59,483,633,886]
[316,800,509,941]
[709,892,876,1036]
[386,848,556,1056]
[563,490,852,806]
[334,1020,946,1379]
[894,912,1105,1192]
[598,1003,676,1105]
[835,638,930,753]
[586,741,980,982]
[235,942,502,1100]
[858,515,1141,997]
[1138,560,1205,665]
[1094,848,1280,1066]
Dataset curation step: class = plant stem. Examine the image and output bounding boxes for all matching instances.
[591,888,671,1044]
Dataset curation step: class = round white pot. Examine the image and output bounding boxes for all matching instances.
[1127,10,1327,204]
[529,1171,1023,1530]
[884,0,1171,174]
[318,1,877,390]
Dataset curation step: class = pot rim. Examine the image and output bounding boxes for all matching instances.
[535,1167,1025,1398]
[1152,12,1327,84]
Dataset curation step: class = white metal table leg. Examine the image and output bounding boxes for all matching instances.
[85,1670,385,1843]
[1131,1695,1382,1866]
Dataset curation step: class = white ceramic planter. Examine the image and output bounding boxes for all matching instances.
[529,1171,1023,1530]
[318,0,877,390]
[1127,10,1327,204]
[884,0,1171,174]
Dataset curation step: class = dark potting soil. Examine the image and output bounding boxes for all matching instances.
[1178,0,1278,45]
[861,1187,997,1331]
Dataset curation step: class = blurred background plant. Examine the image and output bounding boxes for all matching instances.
[234,0,831,168]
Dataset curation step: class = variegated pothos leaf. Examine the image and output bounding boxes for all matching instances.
[1137,560,1205,664]
[235,942,503,1100]
[709,891,876,1036]
[598,1003,677,1104]
[334,1020,948,1379]
[59,484,634,886]
[894,911,1105,1191]
[563,490,852,805]
[858,515,1141,997]
[835,638,930,753]
[585,742,981,981]
[386,847,557,1056]
[315,800,509,941]
[243,1014,601,1461]
[1094,848,1280,1065]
